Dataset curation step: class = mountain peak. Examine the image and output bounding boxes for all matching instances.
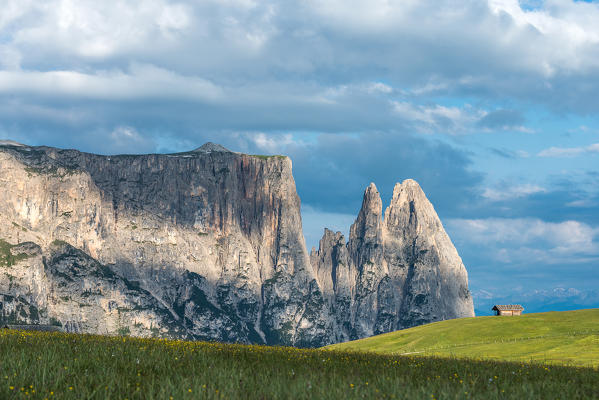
[386,178,443,237]
[361,183,383,216]
[193,142,232,153]
[348,183,384,267]
[391,179,424,200]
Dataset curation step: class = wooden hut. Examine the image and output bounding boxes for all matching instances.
[492,304,524,316]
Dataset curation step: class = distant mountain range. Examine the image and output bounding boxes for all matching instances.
[473,288,599,316]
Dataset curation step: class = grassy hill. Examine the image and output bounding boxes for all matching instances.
[1,328,598,399]
[326,309,599,367]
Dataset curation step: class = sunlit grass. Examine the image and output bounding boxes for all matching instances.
[1,328,597,399]
[326,309,599,368]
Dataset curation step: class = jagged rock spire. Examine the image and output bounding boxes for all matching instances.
[312,179,474,342]
[348,183,384,269]
[384,179,442,236]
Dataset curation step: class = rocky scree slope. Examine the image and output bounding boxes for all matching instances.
[0,142,473,346]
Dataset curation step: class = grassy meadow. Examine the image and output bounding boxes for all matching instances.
[1,327,598,399]
[327,309,599,368]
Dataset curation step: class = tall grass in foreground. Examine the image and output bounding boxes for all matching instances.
[1,329,597,399]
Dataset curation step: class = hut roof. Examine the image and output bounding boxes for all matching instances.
[492,304,524,311]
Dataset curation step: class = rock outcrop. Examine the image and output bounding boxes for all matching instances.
[0,142,330,346]
[0,141,473,346]
[311,181,474,341]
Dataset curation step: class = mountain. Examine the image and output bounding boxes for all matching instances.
[311,181,474,341]
[473,288,599,315]
[0,142,473,346]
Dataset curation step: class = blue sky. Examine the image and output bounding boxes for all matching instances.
[1,0,598,313]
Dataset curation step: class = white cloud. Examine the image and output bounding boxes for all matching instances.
[538,143,599,157]
[250,133,297,154]
[566,199,597,208]
[482,183,547,201]
[0,45,22,70]
[391,101,485,134]
[447,217,599,264]
[0,64,223,101]
[0,0,599,136]
[3,0,599,80]
[106,126,156,155]
[12,0,192,59]
[367,82,393,94]
[489,0,599,74]
[0,0,36,30]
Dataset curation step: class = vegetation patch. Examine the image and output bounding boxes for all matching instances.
[24,165,78,178]
[249,154,287,160]
[117,327,131,336]
[0,330,597,399]
[51,239,70,248]
[327,309,599,368]
[0,239,32,267]
[11,222,27,232]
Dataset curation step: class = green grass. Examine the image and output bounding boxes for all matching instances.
[249,154,287,160]
[327,309,599,367]
[0,239,31,268]
[0,330,597,399]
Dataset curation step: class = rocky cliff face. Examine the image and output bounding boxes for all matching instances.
[311,181,474,341]
[0,142,330,346]
[0,141,473,346]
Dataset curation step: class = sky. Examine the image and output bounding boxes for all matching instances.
[1,0,598,314]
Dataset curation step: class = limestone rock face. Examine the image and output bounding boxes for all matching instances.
[0,143,330,346]
[0,142,473,346]
[312,180,474,342]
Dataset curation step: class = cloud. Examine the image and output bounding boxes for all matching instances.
[447,217,599,263]
[107,126,157,155]
[488,147,530,158]
[0,65,223,102]
[11,0,192,59]
[391,101,487,134]
[1,0,599,116]
[2,0,599,306]
[482,183,547,201]
[566,199,598,208]
[266,131,483,217]
[538,143,599,157]
[476,109,527,131]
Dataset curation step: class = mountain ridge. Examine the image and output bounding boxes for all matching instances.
[0,141,473,346]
